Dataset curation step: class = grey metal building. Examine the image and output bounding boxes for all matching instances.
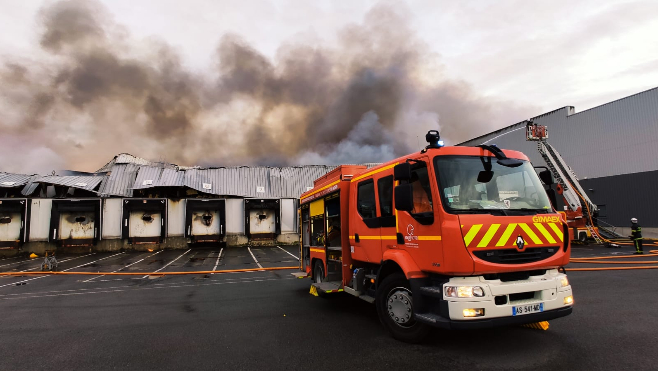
[458,87,658,230]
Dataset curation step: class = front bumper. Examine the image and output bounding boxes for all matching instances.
[413,270,573,329]
[416,306,572,330]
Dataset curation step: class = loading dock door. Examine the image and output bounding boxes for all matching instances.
[0,199,29,248]
[58,211,95,240]
[185,199,226,243]
[0,213,21,241]
[191,210,220,236]
[49,199,101,247]
[249,209,276,234]
[129,211,163,238]
[122,199,167,244]
[244,199,280,240]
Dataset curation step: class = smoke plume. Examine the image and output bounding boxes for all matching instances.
[0,0,535,174]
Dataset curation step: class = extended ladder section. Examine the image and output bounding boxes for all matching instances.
[537,141,598,217]
[527,122,600,242]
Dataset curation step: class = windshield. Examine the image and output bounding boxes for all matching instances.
[433,155,553,214]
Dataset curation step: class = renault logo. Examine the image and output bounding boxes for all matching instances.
[516,235,526,251]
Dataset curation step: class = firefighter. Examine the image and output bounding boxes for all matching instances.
[630,218,643,254]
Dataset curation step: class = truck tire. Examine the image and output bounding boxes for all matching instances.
[313,260,324,283]
[376,273,430,343]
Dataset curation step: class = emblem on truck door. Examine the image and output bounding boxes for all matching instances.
[516,235,526,251]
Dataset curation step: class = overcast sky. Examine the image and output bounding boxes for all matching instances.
[1,0,657,173]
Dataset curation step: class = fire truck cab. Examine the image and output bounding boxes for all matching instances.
[298,130,573,342]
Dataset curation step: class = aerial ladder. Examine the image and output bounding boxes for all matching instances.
[526,122,604,243]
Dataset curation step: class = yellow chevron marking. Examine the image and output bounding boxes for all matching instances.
[496,223,517,247]
[477,224,501,247]
[548,223,564,242]
[519,223,543,244]
[418,236,442,241]
[463,224,483,247]
[534,223,557,244]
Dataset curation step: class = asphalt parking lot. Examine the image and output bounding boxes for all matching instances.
[0,244,657,371]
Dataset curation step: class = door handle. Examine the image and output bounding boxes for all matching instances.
[355,233,360,243]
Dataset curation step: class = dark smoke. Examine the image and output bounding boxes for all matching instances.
[0,0,536,174]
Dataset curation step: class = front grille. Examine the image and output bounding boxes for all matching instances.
[509,291,536,302]
[473,247,559,265]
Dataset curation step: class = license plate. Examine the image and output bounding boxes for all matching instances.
[512,303,544,316]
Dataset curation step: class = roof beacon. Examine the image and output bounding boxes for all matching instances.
[425,130,444,149]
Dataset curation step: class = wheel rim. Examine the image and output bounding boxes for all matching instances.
[387,287,414,327]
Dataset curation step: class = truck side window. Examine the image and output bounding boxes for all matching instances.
[378,176,393,217]
[357,179,377,219]
[410,164,433,215]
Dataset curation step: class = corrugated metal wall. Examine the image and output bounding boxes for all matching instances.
[459,88,658,179]
[580,170,658,227]
[458,87,658,227]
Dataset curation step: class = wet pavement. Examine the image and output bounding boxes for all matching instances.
[0,245,656,370]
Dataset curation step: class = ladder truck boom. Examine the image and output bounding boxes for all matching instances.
[526,122,601,242]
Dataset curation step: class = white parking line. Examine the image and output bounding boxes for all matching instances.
[247,247,263,269]
[0,252,123,288]
[83,250,162,283]
[3,253,94,275]
[211,248,224,274]
[0,253,87,270]
[1,277,296,301]
[143,249,191,278]
[277,246,299,260]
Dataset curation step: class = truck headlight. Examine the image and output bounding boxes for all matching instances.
[445,286,485,298]
[560,277,570,287]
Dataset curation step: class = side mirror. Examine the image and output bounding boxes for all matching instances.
[394,163,411,181]
[538,169,554,185]
[394,184,414,212]
[477,170,494,183]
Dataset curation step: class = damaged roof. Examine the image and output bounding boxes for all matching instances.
[33,175,105,193]
[97,163,139,197]
[4,154,381,199]
[0,172,37,188]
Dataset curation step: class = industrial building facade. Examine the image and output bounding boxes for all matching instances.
[1,154,378,253]
[459,87,658,233]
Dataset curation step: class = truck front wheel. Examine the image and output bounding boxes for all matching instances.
[313,260,324,283]
[375,273,430,343]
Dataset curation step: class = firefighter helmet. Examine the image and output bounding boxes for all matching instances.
[631,218,638,223]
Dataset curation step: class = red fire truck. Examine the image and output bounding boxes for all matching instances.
[297,130,574,342]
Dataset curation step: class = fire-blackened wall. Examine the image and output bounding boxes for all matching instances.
[0,199,29,248]
[49,199,101,247]
[245,199,280,240]
[185,199,225,243]
[122,199,167,244]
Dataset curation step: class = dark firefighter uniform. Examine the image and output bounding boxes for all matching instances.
[631,221,643,254]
